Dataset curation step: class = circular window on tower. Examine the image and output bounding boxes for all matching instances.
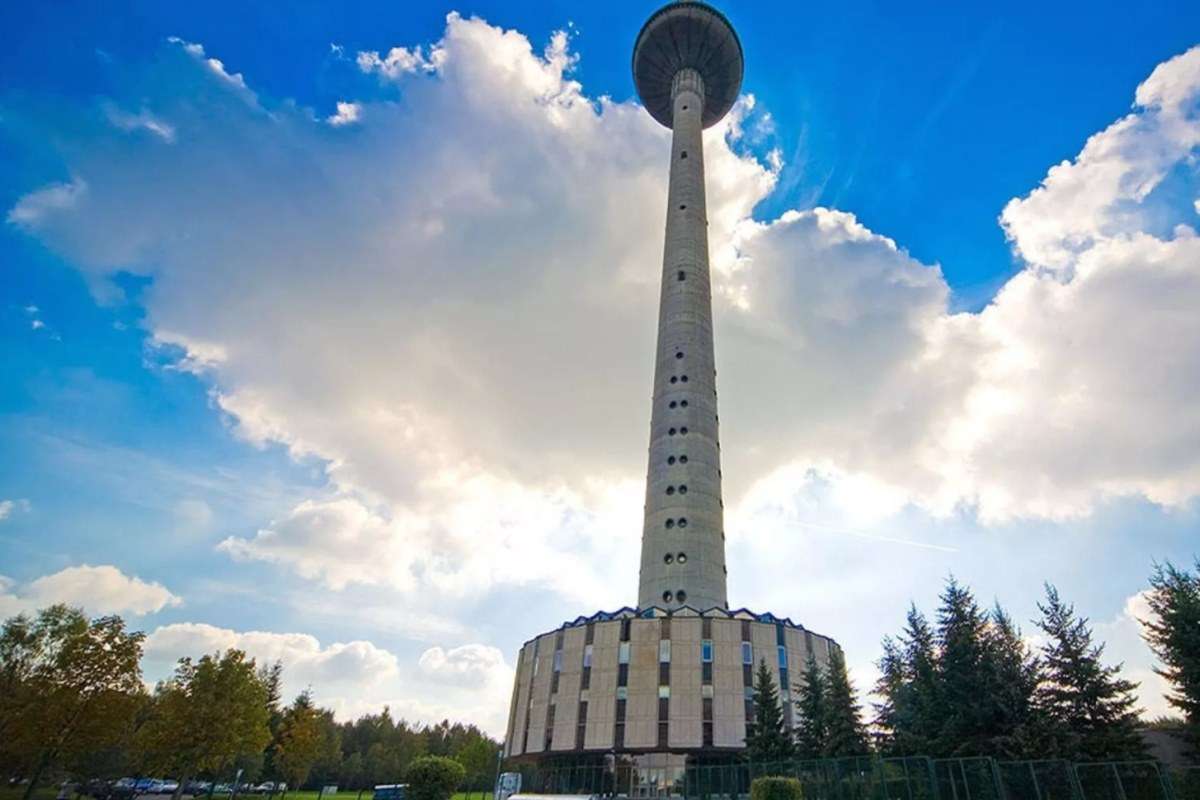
[678,518,688,528]
[668,427,677,436]
[665,519,675,529]
[666,486,676,495]
[679,485,688,494]
[681,375,689,382]
[667,456,676,465]
[670,376,678,384]
[664,553,674,564]
[663,591,673,603]
[681,400,689,408]
[677,590,688,603]
[669,401,677,409]
[680,455,689,464]
[680,427,689,435]
[677,553,687,564]
[675,352,684,360]
[677,271,686,281]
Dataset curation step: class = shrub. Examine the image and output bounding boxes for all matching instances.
[406,755,466,800]
[751,776,804,800]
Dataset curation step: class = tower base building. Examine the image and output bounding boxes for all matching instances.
[502,3,843,789]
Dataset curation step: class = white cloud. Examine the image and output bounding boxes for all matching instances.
[104,104,177,142]
[326,101,362,127]
[143,622,512,733]
[7,178,86,225]
[7,12,1200,617]
[0,564,182,617]
[0,499,30,521]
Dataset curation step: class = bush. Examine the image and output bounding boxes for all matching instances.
[406,755,467,800]
[751,776,804,800]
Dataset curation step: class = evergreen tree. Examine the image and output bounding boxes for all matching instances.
[744,659,794,767]
[871,637,904,754]
[981,603,1045,759]
[1143,560,1200,757]
[793,651,828,759]
[823,647,869,757]
[935,577,993,756]
[1036,584,1146,760]
[897,606,940,758]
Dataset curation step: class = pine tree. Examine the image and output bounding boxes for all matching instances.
[871,637,904,754]
[823,647,869,757]
[1143,560,1200,757]
[1036,584,1146,760]
[935,577,993,756]
[794,651,828,759]
[981,604,1045,759]
[744,659,794,767]
[893,605,942,756]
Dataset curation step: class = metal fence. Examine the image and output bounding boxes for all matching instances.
[511,757,1200,800]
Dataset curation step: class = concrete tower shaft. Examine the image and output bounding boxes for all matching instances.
[637,68,726,611]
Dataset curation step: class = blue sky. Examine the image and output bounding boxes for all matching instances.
[2,1,1199,731]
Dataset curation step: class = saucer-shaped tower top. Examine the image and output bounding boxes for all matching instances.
[632,1,744,129]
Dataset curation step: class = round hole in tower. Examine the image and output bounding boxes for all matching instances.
[665,519,675,529]
[682,105,688,111]
[668,427,677,436]
[680,151,688,159]
[678,518,688,528]
[667,456,676,465]
[663,591,674,603]
[679,485,688,494]
[664,553,674,564]
[677,553,687,564]
[675,352,684,360]
[681,375,689,382]
[666,486,676,496]
[681,400,688,408]
[670,376,678,384]
[669,401,677,409]
[677,271,686,281]
[679,204,687,211]
[677,590,687,603]
[680,455,688,464]
[680,427,689,435]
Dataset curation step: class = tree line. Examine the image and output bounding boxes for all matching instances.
[0,605,499,800]
[744,562,1200,765]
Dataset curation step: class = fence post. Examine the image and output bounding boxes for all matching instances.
[1110,764,1129,800]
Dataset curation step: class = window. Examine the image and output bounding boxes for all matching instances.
[670,376,678,384]
[682,104,689,110]
[675,352,684,359]
[658,685,671,699]
[664,553,674,564]
[668,427,677,436]
[583,644,593,668]
[677,552,687,564]
[678,518,687,528]
[680,427,689,435]
[618,642,630,664]
[659,639,671,663]
[679,204,687,210]
[669,401,677,409]
[702,684,714,698]
[553,650,563,672]
[681,400,688,407]
[742,642,753,665]
[667,456,676,465]
[666,486,675,495]
[616,686,628,701]
[701,639,713,663]
[662,590,673,603]
[778,646,787,669]
[681,375,689,382]
[665,519,675,530]
[681,151,688,159]
[679,455,688,464]
[677,590,687,603]
[677,271,686,281]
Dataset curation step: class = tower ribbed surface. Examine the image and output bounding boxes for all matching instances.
[637,67,727,611]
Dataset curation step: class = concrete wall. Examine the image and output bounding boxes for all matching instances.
[505,615,842,759]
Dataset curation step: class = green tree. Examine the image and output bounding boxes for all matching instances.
[1143,560,1200,756]
[981,604,1045,758]
[891,604,942,756]
[935,578,994,756]
[823,647,869,756]
[0,606,145,800]
[1036,584,1145,760]
[744,659,794,766]
[406,755,465,800]
[136,649,272,798]
[455,736,497,791]
[275,690,324,788]
[871,636,905,754]
[793,651,828,759]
